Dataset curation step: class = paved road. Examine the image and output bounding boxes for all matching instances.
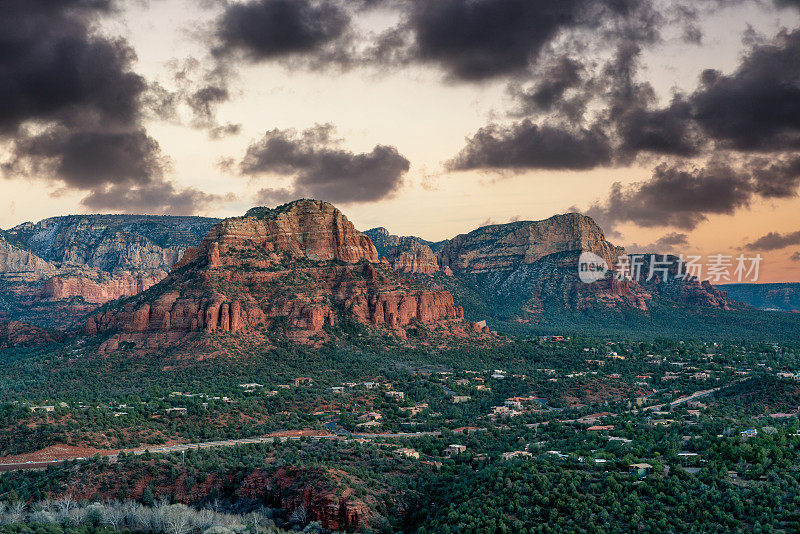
[0,430,445,472]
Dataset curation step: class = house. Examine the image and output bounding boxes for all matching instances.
[356,420,381,428]
[740,428,758,439]
[30,405,55,413]
[165,407,188,415]
[502,451,532,460]
[546,451,569,460]
[385,390,405,401]
[400,403,428,416]
[363,381,378,389]
[504,399,523,410]
[629,463,653,478]
[294,377,313,386]
[453,395,471,403]
[239,383,263,389]
[453,379,470,386]
[329,387,345,394]
[444,444,467,456]
[396,448,420,459]
[587,425,615,432]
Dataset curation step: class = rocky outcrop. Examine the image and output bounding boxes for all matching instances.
[0,320,60,349]
[44,272,166,303]
[206,200,380,264]
[236,467,372,531]
[721,282,800,312]
[632,254,741,310]
[363,227,438,257]
[0,215,218,326]
[3,214,218,274]
[85,200,468,352]
[385,240,440,275]
[439,213,621,274]
[0,234,57,281]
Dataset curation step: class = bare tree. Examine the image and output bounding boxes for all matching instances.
[289,504,308,526]
[7,501,25,523]
[57,494,75,514]
[102,501,126,530]
[163,504,193,534]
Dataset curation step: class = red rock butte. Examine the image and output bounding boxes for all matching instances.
[85,200,467,352]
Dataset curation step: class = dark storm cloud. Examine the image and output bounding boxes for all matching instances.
[458,27,800,173]
[3,128,166,188]
[745,231,800,251]
[215,0,350,60]
[187,85,230,127]
[747,155,800,198]
[446,120,613,171]
[584,155,800,232]
[627,231,689,253]
[0,0,144,133]
[603,43,704,158]
[689,30,800,151]
[405,0,661,81]
[238,124,410,203]
[512,56,589,120]
[81,181,230,215]
[585,161,755,230]
[0,0,221,215]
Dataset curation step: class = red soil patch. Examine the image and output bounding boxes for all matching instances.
[0,444,111,463]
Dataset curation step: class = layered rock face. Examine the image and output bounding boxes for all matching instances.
[633,254,740,310]
[4,214,218,273]
[86,200,466,352]
[0,234,58,281]
[0,215,218,326]
[439,213,621,274]
[43,272,166,303]
[202,200,380,264]
[384,241,440,275]
[721,282,800,312]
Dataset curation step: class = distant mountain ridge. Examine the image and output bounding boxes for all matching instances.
[0,202,783,342]
[720,283,800,312]
[367,214,740,325]
[0,214,219,327]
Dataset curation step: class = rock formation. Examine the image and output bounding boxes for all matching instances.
[0,215,218,326]
[85,200,468,353]
[384,240,440,275]
[438,213,621,274]
[0,234,58,282]
[0,320,60,349]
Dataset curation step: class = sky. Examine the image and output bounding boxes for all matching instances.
[2,0,800,282]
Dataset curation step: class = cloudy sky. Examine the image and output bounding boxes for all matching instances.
[2,0,800,281]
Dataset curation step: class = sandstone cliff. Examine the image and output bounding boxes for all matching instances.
[0,234,58,282]
[86,200,467,353]
[438,213,621,274]
[0,215,218,326]
[384,240,440,275]
[430,213,738,321]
